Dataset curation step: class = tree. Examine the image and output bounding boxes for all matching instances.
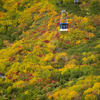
[85,94,97,100]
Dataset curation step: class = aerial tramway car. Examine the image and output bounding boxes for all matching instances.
[74,0,78,4]
[60,10,68,32]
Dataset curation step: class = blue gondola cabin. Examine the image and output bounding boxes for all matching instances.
[74,0,78,4]
[60,23,68,31]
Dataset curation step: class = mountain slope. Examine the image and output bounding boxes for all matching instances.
[0,0,100,100]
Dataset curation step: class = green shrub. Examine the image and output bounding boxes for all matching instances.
[68,4,82,16]
[85,0,89,3]
[61,66,95,81]
[46,87,52,91]
[7,86,12,94]
[91,0,98,5]
[26,55,40,64]
[0,97,4,100]
[97,77,100,82]
[60,82,68,89]
[50,72,61,81]
[59,79,66,85]
[22,85,34,91]
[95,32,100,38]
[70,67,83,79]
[37,94,47,100]
[52,58,65,69]
[90,0,100,15]
[50,83,59,88]
[12,87,18,93]
[85,58,95,64]
[75,60,83,65]
[61,68,71,81]
[80,65,94,75]
[8,95,12,100]
[0,37,4,49]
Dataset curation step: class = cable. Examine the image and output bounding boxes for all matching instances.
[58,0,78,14]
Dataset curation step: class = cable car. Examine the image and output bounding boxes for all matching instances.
[60,23,68,31]
[60,10,68,32]
[74,0,78,4]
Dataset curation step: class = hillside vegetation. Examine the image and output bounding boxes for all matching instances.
[0,0,100,100]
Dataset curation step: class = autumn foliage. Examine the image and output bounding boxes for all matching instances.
[0,0,100,100]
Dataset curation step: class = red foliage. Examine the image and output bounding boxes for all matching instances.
[57,22,60,26]
[34,86,38,88]
[43,24,47,27]
[26,79,30,81]
[15,70,19,75]
[65,41,70,44]
[44,40,49,43]
[58,38,63,41]
[4,0,6,2]
[41,31,46,35]
[37,78,42,82]
[38,54,43,57]
[82,87,85,90]
[7,76,12,79]
[53,50,57,54]
[43,54,46,57]
[24,77,32,81]
[18,46,23,48]
[29,77,32,80]
[29,74,32,77]
[17,2,21,6]
[24,79,26,81]
[44,82,47,85]
[15,72,18,75]
[43,89,47,93]
[12,79,16,82]
[37,28,41,32]
[8,57,15,61]
[85,38,89,40]
[33,32,36,34]
[69,79,72,81]
[34,37,38,40]
[74,55,79,58]
[36,9,39,13]
[91,91,97,95]
[74,42,76,45]
[51,80,56,84]
[56,32,60,37]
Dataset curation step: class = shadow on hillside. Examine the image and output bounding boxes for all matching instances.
[57,3,87,17]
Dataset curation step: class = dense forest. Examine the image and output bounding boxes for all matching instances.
[0,0,100,100]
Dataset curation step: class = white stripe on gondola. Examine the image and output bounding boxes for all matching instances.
[60,29,68,31]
